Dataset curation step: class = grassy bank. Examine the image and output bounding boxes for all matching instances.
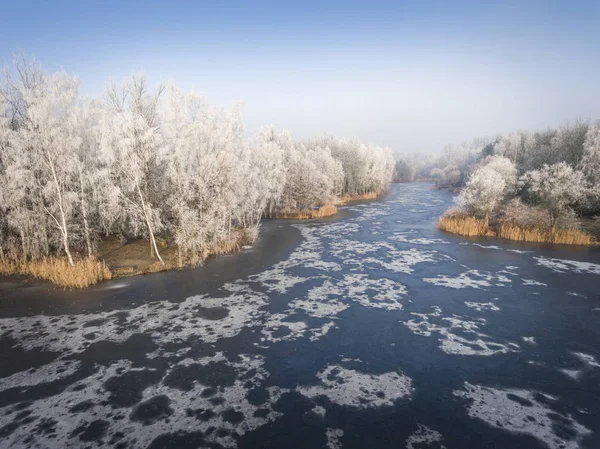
[0,226,259,289]
[438,212,596,245]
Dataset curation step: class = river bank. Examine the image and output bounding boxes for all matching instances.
[0,192,386,289]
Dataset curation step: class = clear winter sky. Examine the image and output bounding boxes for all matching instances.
[0,0,599,153]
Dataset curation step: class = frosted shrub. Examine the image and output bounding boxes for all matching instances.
[501,199,552,229]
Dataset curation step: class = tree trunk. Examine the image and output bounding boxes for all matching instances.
[177,245,182,268]
[136,182,164,266]
[42,222,50,257]
[80,172,93,257]
[550,211,558,231]
[38,203,50,257]
[228,210,232,239]
[62,229,75,266]
[48,153,74,266]
[20,229,28,259]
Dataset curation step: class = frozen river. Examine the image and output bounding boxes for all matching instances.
[0,182,599,449]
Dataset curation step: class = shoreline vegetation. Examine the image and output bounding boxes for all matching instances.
[427,117,600,247]
[438,209,596,246]
[0,225,259,288]
[267,191,382,219]
[0,188,385,289]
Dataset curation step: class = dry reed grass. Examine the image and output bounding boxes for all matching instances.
[271,202,338,219]
[0,225,262,288]
[437,210,595,245]
[498,224,594,245]
[337,191,379,204]
[437,210,493,237]
[269,190,383,220]
[0,256,112,289]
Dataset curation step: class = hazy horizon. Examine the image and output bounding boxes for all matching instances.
[1,0,599,153]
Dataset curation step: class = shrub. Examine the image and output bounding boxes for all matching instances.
[501,199,552,229]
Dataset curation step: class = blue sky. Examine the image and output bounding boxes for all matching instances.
[1,0,599,152]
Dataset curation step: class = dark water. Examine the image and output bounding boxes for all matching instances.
[0,182,599,449]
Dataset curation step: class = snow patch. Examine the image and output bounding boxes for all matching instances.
[297,365,413,408]
[454,382,590,449]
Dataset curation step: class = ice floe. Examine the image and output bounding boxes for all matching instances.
[454,382,591,449]
[522,279,547,286]
[389,231,449,245]
[464,302,500,312]
[560,368,583,380]
[0,283,270,354]
[424,269,512,289]
[535,257,600,274]
[405,424,446,449]
[572,352,600,368]
[0,354,287,449]
[521,336,536,344]
[297,364,413,408]
[403,308,519,356]
[326,428,344,449]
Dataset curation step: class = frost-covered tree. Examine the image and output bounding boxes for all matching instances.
[248,128,287,218]
[455,157,517,225]
[550,121,588,168]
[0,94,11,261]
[308,136,394,196]
[160,86,251,264]
[102,76,166,265]
[7,71,83,265]
[393,158,415,182]
[0,54,397,269]
[476,155,518,197]
[520,163,587,228]
[580,119,600,186]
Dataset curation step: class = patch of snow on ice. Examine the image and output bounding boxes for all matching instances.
[454,382,590,449]
[522,279,547,286]
[424,269,511,289]
[297,365,413,408]
[326,428,344,449]
[405,424,446,449]
[403,309,519,356]
[535,257,600,274]
[465,302,500,312]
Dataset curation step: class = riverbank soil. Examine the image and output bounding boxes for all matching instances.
[97,237,179,277]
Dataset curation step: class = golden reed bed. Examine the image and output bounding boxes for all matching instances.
[0,257,112,289]
[438,215,595,245]
[269,203,338,219]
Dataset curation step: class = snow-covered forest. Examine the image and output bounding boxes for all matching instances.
[0,56,395,273]
[431,121,600,244]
